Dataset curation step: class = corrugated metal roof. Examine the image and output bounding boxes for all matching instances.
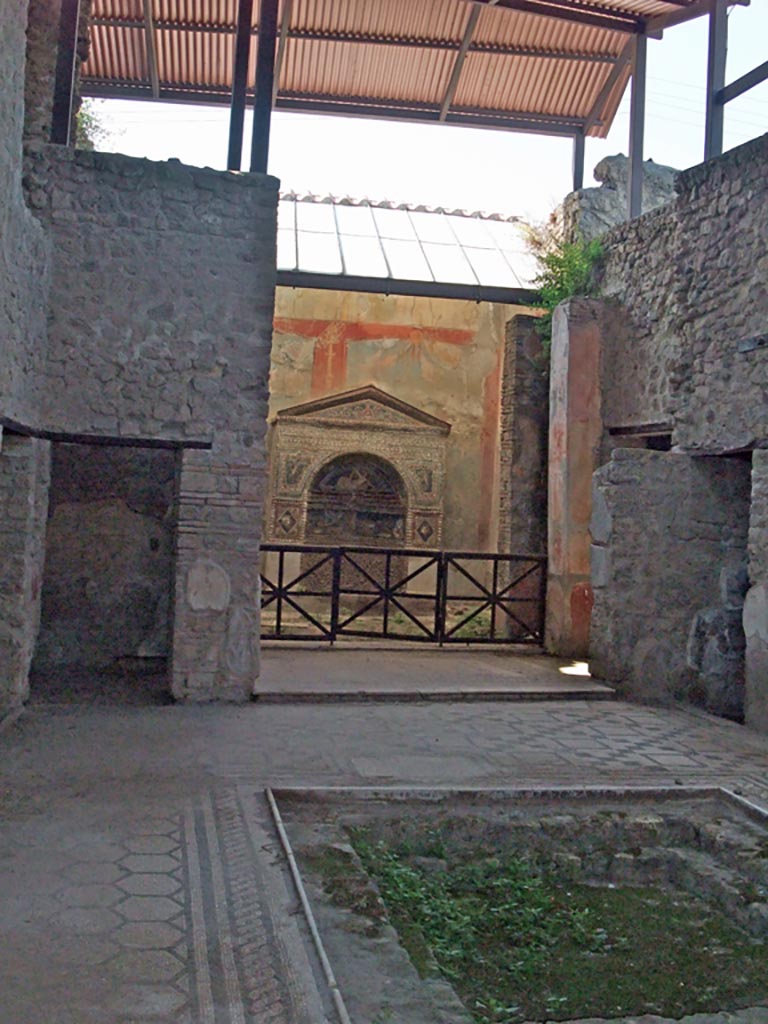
[83,0,717,139]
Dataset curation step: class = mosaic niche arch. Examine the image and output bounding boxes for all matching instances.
[266,385,450,548]
[306,453,407,545]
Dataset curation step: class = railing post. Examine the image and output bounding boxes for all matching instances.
[436,553,447,645]
[330,548,341,644]
[490,557,499,641]
[383,551,391,637]
[276,547,284,637]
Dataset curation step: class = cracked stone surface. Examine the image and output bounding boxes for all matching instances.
[1,651,768,1023]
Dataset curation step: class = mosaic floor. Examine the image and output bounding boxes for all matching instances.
[1,670,767,1022]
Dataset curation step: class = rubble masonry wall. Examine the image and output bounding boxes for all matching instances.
[600,132,768,452]
[23,145,279,701]
[591,450,751,717]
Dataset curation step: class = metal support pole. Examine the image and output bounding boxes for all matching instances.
[572,131,585,192]
[227,0,254,170]
[627,33,647,220]
[704,0,728,161]
[51,0,82,145]
[250,0,279,174]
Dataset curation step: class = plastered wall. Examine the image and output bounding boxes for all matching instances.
[270,288,518,551]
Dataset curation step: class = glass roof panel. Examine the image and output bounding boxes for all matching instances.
[334,203,378,236]
[280,198,532,291]
[277,228,297,270]
[407,210,455,244]
[277,198,296,230]
[422,242,478,285]
[464,247,516,288]
[372,207,417,240]
[502,249,538,288]
[296,201,337,233]
[340,234,389,278]
[445,215,495,248]
[382,239,433,281]
[488,219,527,249]
[297,230,343,274]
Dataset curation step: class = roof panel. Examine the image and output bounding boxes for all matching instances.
[275,196,537,290]
[84,0,716,139]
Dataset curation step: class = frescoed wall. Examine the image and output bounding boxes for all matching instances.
[269,288,528,552]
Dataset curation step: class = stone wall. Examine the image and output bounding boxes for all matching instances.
[25,145,277,445]
[0,0,51,717]
[0,435,51,713]
[598,209,679,434]
[0,0,50,428]
[497,314,548,556]
[20,146,278,702]
[33,445,177,672]
[599,133,768,451]
[591,450,751,718]
[745,451,768,731]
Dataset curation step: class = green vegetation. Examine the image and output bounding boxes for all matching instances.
[346,827,767,1024]
[75,99,110,151]
[526,217,603,353]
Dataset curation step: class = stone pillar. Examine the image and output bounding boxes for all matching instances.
[497,313,549,556]
[546,298,603,657]
[0,433,51,714]
[172,437,264,702]
[745,450,768,733]
[25,0,93,145]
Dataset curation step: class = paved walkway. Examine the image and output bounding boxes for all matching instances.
[1,652,767,1023]
[257,646,613,700]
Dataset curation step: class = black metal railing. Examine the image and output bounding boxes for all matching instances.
[260,543,546,645]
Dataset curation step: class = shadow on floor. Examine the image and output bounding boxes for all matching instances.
[29,658,173,706]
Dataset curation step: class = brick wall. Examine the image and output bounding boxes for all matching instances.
[498,314,548,556]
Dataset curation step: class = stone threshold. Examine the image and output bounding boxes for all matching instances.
[252,688,615,704]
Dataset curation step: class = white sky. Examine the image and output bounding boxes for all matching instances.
[95,3,768,223]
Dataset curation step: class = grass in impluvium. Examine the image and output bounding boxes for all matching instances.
[348,829,768,1024]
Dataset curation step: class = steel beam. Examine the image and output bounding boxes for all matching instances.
[83,81,586,137]
[440,3,482,120]
[227,0,254,170]
[250,0,279,173]
[469,0,643,34]
[572,131,585,192]
[276,269,536,306]
[719,58,768,103]
[142,0,160,98]
[275,95,585,136]
[51,0,82,144]
[273,0,294,106]
[628,33,647,220]
[704,0,728,160]
[646,0,748,37]
[584,38,633,133]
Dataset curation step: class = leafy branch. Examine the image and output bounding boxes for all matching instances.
[525,215,603,353]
